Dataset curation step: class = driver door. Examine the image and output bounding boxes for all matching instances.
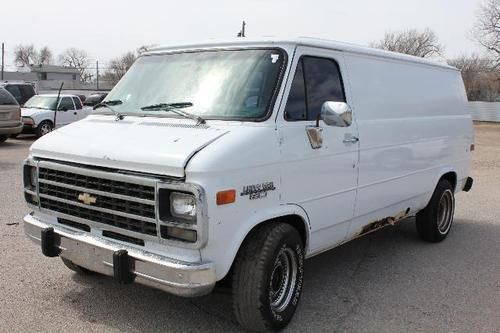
[277,47,360,255]
[55,97,77,127]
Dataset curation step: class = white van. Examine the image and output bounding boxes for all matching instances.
[22,37,473,331]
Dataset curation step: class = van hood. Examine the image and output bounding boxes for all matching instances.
[29,115,230,178]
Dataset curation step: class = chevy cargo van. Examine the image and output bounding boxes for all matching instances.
[22,37,473,331]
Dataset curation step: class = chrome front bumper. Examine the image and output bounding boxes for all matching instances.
[24,214,216,297]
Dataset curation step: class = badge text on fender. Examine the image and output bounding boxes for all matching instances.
[241,182,276,200]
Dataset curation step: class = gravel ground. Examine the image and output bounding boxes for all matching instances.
[0,123,499,332]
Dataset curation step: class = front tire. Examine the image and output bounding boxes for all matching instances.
[416,179,455,242]
[232,223,304,332]
[36,120,53,137]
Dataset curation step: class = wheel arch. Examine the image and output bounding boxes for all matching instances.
[37,118,54,127]
[439,170,457,192]
[214,205,311,280]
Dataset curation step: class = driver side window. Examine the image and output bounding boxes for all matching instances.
[284,56,345,121]
[59,97,75,110]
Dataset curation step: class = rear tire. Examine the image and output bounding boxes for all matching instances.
[416,179,455,242]
[61,257,95,275]
[232,223,304,332]
[0,135,7,143]
[36,120,53,137]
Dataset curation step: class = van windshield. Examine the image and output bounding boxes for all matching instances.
[102,49,286,121]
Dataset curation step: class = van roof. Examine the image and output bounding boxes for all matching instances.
[148,36,455,71]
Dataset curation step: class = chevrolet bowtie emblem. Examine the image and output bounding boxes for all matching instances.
[78,193,97,205]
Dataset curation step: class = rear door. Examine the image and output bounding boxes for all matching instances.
[0,89,21,128]
[278,47,360,254]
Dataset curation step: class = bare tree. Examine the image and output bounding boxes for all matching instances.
[370,28,443,58]
[14,44,54,66]
[14,44,37,66]
[59,48,92,82]
[472,0,500,66]
[448,54,500,101]
[37,46,53,65]
[103,46,154,84]
[103,52,136,84]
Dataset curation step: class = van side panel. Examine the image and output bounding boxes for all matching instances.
[343,53,472,237]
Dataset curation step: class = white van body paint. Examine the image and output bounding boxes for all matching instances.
[24,37,473,286]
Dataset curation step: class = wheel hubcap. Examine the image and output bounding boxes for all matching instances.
[437,189,454,234]
[40,124,51,136]
[269,247,298,312]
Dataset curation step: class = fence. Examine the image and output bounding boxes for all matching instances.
[469,102,500,122]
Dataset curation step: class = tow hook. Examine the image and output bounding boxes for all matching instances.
[41,227,61,257]
[113,249,136,284]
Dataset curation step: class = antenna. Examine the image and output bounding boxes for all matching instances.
[53,82,64,129]
[237,21,246,37]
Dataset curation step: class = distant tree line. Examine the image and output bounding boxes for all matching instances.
[13,44,153,85]
[371,0,500,101]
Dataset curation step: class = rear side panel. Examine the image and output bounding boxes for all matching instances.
[344,53,472,235]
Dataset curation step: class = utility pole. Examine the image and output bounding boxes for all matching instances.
[1,43,4,81]
[96,60,99,90]
[237,21,246,37]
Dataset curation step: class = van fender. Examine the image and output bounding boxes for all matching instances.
[210,204,311,280]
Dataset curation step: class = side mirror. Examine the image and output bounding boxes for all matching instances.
[321,101,352,127]
[58,106,68,112]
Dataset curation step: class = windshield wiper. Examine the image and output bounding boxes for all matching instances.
[140,102,205,125]
[93,100,125,121]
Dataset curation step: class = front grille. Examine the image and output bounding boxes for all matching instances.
[41,197,157,235]
[39,168,155,200]
[39,183,155,219]
[37,164,158,237]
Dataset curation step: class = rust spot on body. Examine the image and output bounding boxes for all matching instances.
[358,208,411,237]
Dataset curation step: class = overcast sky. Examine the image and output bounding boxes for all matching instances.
[1,0,486,71]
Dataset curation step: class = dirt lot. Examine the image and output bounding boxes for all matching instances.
[0,123,499,332]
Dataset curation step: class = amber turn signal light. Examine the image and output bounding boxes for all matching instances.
[217,189,236,205]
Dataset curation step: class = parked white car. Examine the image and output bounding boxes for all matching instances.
[22,37,473,331]
[21,94,88,137]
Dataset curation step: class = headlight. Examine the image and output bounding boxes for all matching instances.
[170,192,196,221]
[23,117,34,125]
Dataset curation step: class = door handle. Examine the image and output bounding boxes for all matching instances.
[73,112,77,115]
[343,135,359,144]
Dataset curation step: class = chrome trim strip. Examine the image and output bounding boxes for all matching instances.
[24,189,37,196]
[38,178,155,206]
[38,160,158,187]
[45,210,160,242]
[39,193,157,224]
